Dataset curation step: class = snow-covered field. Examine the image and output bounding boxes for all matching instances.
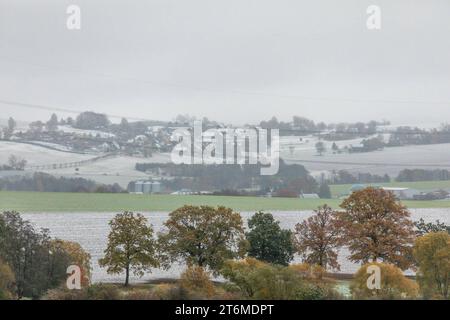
[0,141,171,187]
[280,135,369,152]
[2,134,450,187]
[42,153,171,187]
[0,141,92,165]
[281,138,450,176]
[27,141,76,152]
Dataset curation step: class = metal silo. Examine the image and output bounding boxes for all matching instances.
[143,182,152,194]
[134,181,144,193]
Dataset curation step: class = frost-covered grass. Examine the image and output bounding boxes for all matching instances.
[0,141,92,165]
[282,142,450,176]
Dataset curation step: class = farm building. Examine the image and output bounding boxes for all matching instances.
[299,193,320,199]
[171,189,195,195]
[131,180,161,194]
[381,187,421,200]
[348,184,421,200]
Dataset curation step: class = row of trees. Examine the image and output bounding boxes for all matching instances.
[330,169,391,184]
[329,168,450,185]
[396,168,450,182]
[327,168,450,185]
[0,212,91,299]
[0,155,27,171]
[95,208,339,300]
[28,114,60,133]
[324,125,450,149]
[2,115,61,137]
[260,116,385,138]
[97,188,449,299]
[135,160,319,195]
[388,125,450,147]
[1,187,448,299]
[0,172,123,193]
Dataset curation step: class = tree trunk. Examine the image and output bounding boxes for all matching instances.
[125,266,130,287]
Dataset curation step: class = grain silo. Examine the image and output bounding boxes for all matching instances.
[134,181,144,193]
[143,182,152,194]
[151,181,161,193]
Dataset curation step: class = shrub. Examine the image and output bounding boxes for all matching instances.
[351,263,418,300]
[123,289,158,300]
[221,258,338,300]
[43,287,86,300]
[180,265,215,298]
[413,232,450,299]
[289,263,328,281]
[85,284,121,300]
[44,284,121,300]
[153,283,190,300]
[220,258,265,298]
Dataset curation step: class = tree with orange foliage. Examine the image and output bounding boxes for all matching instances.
[339,187,415,270]
[294,205,343,271]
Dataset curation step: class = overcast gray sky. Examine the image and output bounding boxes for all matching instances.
[0,0,449,125]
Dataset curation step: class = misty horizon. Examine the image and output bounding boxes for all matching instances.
[1,0,450,126]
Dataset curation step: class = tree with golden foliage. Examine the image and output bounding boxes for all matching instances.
[99,212,159,286]
[413,232,450,299]
[339,188,415,270]
[158,206,246,273]
[294,205,344,271]
[351,263,418,299]
[50,239,92,287]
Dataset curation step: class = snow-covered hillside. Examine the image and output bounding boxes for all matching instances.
[0,141,171,187]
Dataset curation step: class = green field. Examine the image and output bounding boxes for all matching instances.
[2,191,450,212]
[330,180,450,198]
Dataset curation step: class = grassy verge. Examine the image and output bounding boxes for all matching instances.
[1,191,450,212]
